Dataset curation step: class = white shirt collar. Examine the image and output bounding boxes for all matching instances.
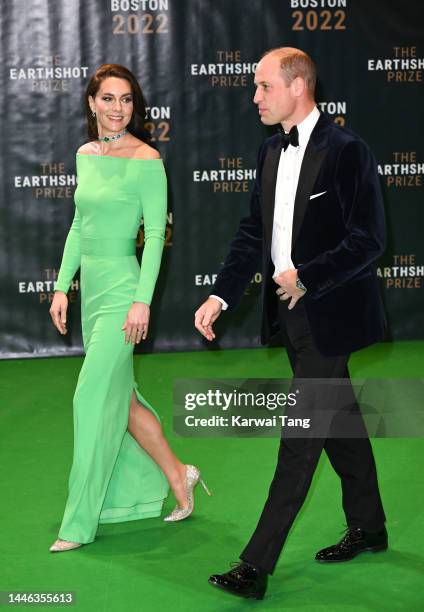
[296,106,320,148]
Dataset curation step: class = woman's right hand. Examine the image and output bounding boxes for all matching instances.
[49,291,68,335]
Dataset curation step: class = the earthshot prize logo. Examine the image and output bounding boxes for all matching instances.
[378,152,423,188]
[368,46,423,82]
[378,255,424,289]
[193,157,256,193]
[195,269,262,293]
[18,270,80,305]
[191,50,257,87]
[9,55,89,92]
[14,162,77,200]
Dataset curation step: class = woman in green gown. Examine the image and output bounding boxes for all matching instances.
[49,64,209,553]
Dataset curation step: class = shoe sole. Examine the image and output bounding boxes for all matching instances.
[208,579,265,600]
[315,543,388,563]
[49,544,82,553]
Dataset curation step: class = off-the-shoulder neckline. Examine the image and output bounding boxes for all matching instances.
[76,153,163,161]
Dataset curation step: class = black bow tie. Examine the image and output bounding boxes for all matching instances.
[278,125,299,151]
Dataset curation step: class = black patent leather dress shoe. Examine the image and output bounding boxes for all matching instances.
[209,561,268,600]
[315,526,388,562]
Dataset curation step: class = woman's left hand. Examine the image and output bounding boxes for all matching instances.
[122,302,150,344]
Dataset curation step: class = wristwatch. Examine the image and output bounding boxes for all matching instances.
[296,276,307,292]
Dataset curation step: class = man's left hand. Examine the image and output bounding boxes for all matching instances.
[273,269,306,310]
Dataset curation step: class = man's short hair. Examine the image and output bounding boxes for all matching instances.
[263,48,317,97]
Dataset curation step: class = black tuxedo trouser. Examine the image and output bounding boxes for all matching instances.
[240,300,386,575]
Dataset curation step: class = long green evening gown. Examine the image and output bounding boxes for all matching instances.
[54,154,169,544]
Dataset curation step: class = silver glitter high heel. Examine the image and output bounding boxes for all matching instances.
[49,539,82,553]
[163,464,211,522]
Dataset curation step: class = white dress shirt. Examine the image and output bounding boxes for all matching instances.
[212,106,320,310]
[271,106,320,277]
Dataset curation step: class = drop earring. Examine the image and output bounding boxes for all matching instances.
[92,110,96,117]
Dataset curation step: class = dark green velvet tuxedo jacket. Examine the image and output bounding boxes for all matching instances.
[212,113,386,357]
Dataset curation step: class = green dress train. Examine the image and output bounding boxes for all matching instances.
[55,154,169,544]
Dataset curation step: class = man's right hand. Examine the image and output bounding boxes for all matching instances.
[49,291,68,335]
[194,297,223,341]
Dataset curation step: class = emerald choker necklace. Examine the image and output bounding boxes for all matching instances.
[97,129,128,143]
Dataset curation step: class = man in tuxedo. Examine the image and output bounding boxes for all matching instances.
[194,47,387,600]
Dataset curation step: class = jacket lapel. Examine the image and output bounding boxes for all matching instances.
[261,137,282,249]
[291,114,330,249]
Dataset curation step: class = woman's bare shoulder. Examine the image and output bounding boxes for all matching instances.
[133,142,161,160]
[77,142,99,156]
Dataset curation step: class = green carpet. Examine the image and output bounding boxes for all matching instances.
[1,342,423,611]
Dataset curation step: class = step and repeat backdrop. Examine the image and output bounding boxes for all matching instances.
[0,0,423,358]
